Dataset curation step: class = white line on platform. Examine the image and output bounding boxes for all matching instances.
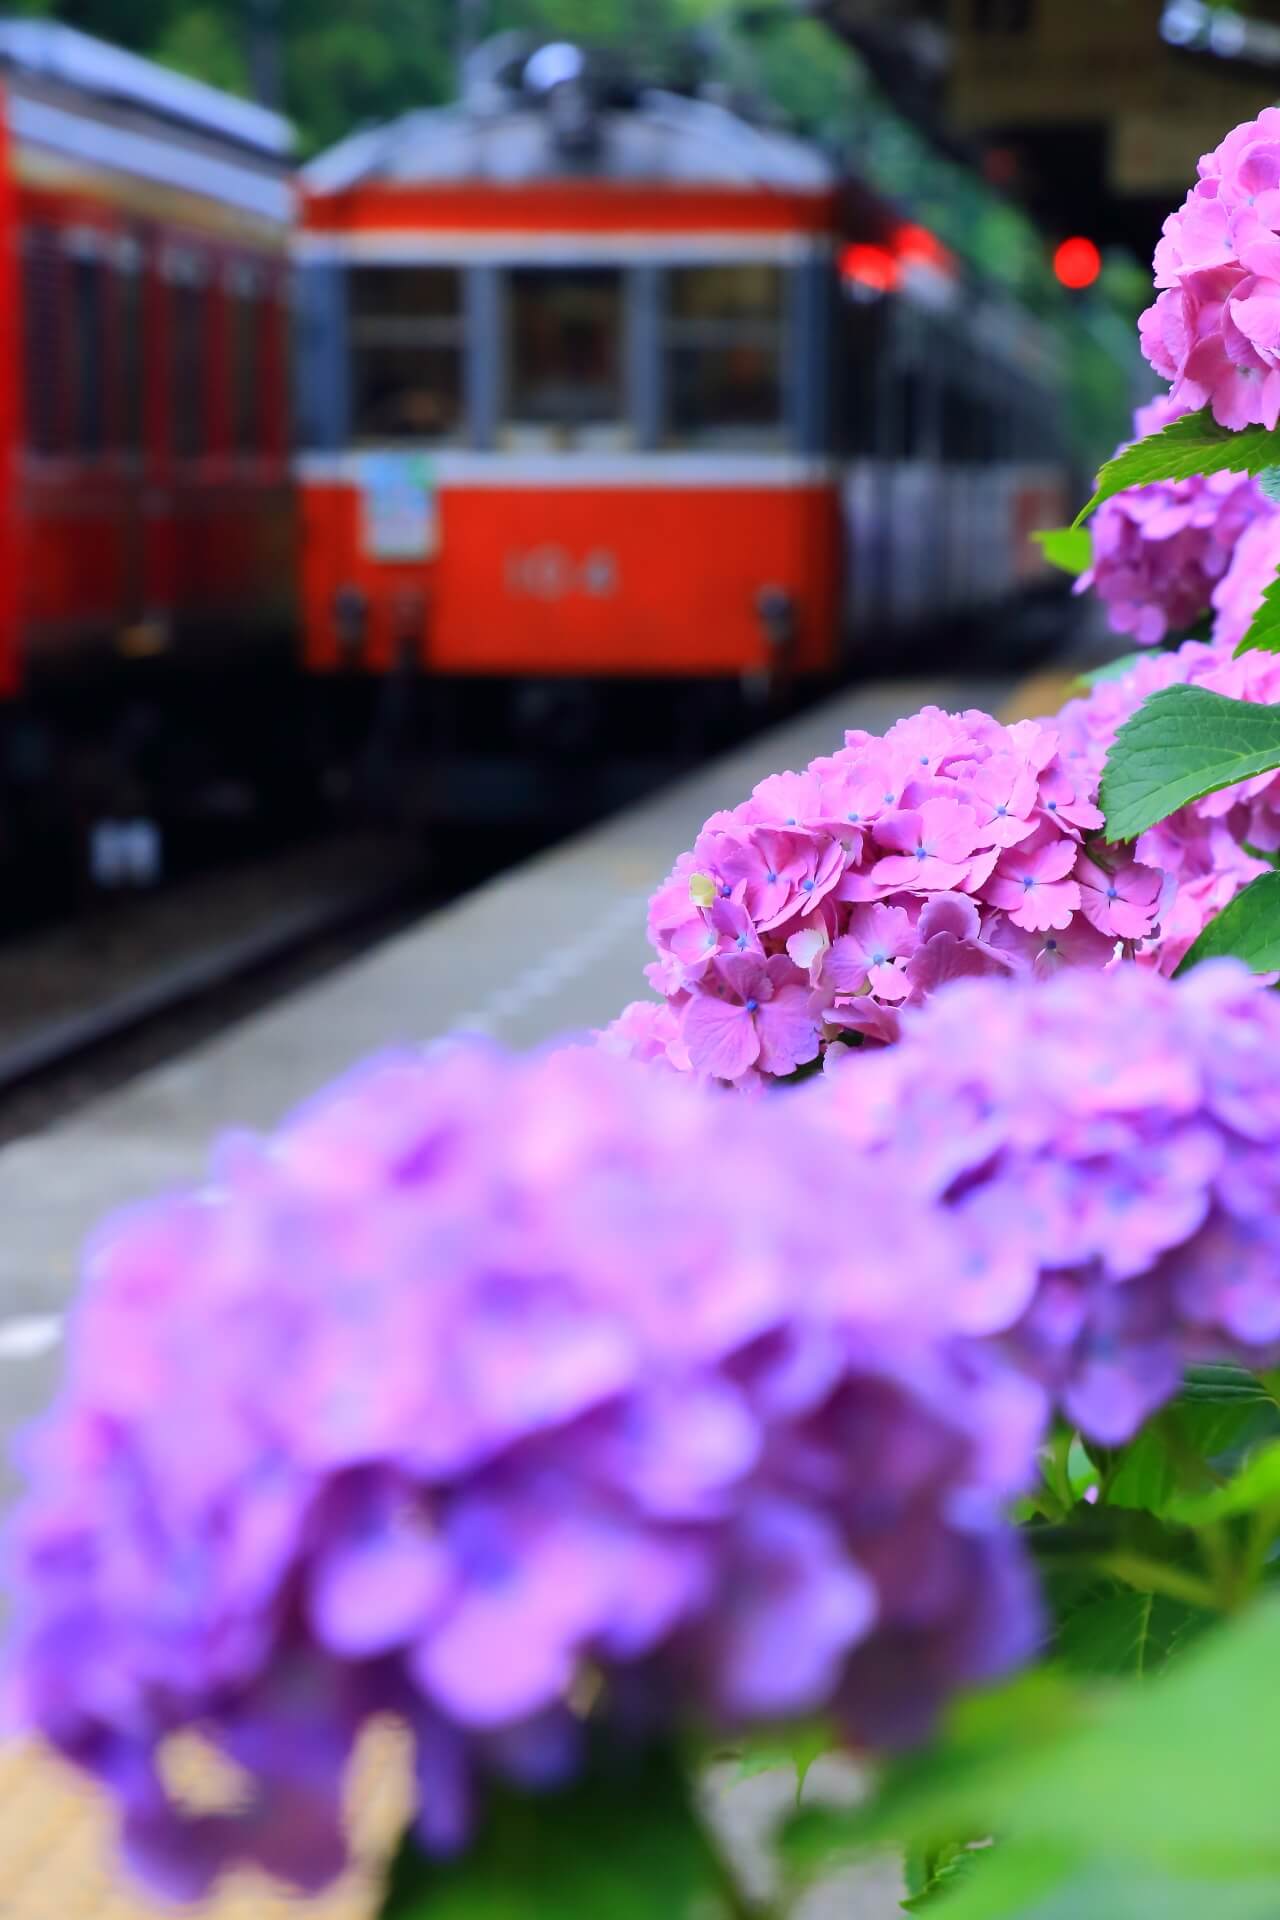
[449,890,649,1037]
[0,1314,64,1361]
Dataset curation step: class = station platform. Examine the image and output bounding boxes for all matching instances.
[0,667,1043,1920]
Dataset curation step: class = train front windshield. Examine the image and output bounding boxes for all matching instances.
[332,258,796,453]
[507,267,623,446]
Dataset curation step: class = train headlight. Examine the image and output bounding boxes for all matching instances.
[332,585,369,664]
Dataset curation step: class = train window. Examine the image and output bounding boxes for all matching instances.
[665,265,783,448]
[169,261,208,460]
[21,228,61,456]
[71,257,107,458]
[117,249,146,452]
[350,265,463,442]
[505,267,623,443]
[229,268,263,454]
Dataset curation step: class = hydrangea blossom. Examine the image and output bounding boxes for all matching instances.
[3,1043,1043,1900]
[1210,505,1280,653]
[1077,394,1266,645]
[1056,636,1280,971]
[621,705,1164,1082]
[1141,108,1280,429]
[821,961,1280,1444]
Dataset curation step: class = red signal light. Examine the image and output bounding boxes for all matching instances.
[895,222,951,273]
[839,243,899,294]
[1053,236,1102,291]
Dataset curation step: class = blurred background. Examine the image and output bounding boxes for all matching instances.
[0,0,1276,1115]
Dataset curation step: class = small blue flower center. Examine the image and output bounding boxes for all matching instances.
[744,997,759,1013]
[847,811,860,823]
[1046,800,1058,811]
[996,804,1008,817]
[736,933,748,950]
[720,884,732,898]
[1021,875,1036,890]
[801,877,815,892]
[766,871,778,885]
[1106,885,1119,900]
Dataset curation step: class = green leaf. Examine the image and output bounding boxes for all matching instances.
[1167,1438,1280,1528]
[1105,1390,1280,1512]
[382,1742,723,1920]
[1175,869,1280,977]
[1234,561,1280,656]
[936,1848,1280,1920]
[1099,684,1280,842]
[1032,526,1092,576]
[901,1841,990,1909]
[734,1720,832,1795]
[1074,406,1280,526]
[1054,1586,1208,1678]
[787,1602,1280,1894]
[781,1672,1081,1882]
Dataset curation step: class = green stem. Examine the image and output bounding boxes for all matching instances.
[1094,1553,1219,1612]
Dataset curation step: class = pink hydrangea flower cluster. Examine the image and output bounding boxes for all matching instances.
[1141,107,1280,428]
[1056,636,1280,971]
[1210,504,1280,652]
[821,961,1280,1444]
[3,1043,1042,1900]
[1078,394,1267,645]
[608,705,1165,1082]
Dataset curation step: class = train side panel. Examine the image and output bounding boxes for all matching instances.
[0,88,20,697]
[301,465,840,679]
[6,90,295,688]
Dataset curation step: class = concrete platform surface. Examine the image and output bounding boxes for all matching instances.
[0,672,1019,1920]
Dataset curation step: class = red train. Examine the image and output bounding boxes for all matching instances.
[0,21,294,891]
[0,26,1080,869]
[294,39,1072,815]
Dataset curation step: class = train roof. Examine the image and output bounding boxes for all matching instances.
[0,18,292,159]
[305,54,832,196]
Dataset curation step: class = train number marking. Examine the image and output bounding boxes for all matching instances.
[504,548,618,599]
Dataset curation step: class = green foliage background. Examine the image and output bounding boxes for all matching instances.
[12,0,1138,460]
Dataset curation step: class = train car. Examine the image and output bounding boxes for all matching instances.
[295,37,1071,818]
[0,22,295,890]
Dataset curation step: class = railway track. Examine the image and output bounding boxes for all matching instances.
[0,833,438,1142]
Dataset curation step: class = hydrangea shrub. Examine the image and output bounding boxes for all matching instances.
[1078,395,1268,647]
[3,1043,1043,1905]
[617,704,1162,1084]
[17,98,1280,1920]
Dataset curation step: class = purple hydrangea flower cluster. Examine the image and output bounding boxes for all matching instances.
[609,704,1164,1083]
[3,1043,1042,1900]
[1142,108,1280,429]
[821,960,1280,1444]
[1077,394,1267,646]
[1056,637,1280,972]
